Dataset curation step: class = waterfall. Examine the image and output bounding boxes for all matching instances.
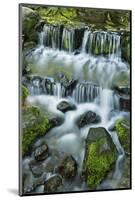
[81,30,121,56]
[61,28,75,52]
[72,82,100,103]
[23,24,130,191]
[39,25,63,49]
[38,26,122,57]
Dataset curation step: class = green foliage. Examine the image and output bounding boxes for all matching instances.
[84,138,116,188]
[22,106,52,156]
[115,119,130,153]
[22,86,29,106]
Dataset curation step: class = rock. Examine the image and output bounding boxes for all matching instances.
[76,111,101,128]
[59,73,78,91]
[44,175,62,192]
[119,96,130,111]
[113,86,130,96]
[83,127,117,188]
[23,185,34,194]
[57,101,76,113]
[22,106,52,156]
[34,143,49,161]
[74,50,81,55]
[55,155,77,180]
[29,160,43,177]
[115,119,130,154]
[49,116,64,127]
[22,7,40,45]
[35,20,45,31]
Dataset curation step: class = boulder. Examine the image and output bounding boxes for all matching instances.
[22,106,52,156]
[22,7,40,45]
[34,143,49,161]
[57,101,76,113]
[76,111,101,128]
[49,116,64,127]
[29,160,43,177]
[55,155,77,180]
[83,127,117,188]
[115,119,130,154]
[44,175,62,192]
[119,96,130,112]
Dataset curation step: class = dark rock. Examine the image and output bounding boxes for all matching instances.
[108,123,116,131]
[57,101,76,113]
[113,86,130,96]
[83,127,117,188]
[119,95,130,111]
[49,117,64,127]
[34,143,49,161]
[76,111,101,128]
[55,155,77,180]
[23,185,34,194]
[29,160,43,177]
[74,50,81,55]
[44,175,62,192]
[35,20,45,31]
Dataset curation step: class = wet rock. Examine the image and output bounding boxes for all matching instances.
[35,20,45,31]
[113,86,130,96]
[83,127,117,188]
[55,155,77,180]
[34,143,49,161]
[76,111,101,128]
[115,119,130,154]
[119,95,130,112]
[44,175,62,192]
[108,123,116,131]
[59,73,78,91]
[23,185,35,194]
[29,160,43,177]
[49,116,64,127]
[57,101,76,113]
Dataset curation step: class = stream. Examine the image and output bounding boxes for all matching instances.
[22,26,130,193]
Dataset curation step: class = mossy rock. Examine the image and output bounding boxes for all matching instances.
[22,7,40,44]
[22,85,29,106]
[115,119,130,154]
[83,127,117,188]
[22,106,52,156]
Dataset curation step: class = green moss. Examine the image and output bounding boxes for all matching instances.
[115,119,130,153]
[22,106,52,156]
[22,86,29,106]
[84,138,116,188]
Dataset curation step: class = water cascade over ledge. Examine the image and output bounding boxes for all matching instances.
[23,24,130,193]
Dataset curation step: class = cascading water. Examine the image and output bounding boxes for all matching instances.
[23,24,130,192]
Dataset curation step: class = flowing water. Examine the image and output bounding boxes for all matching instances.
[23,26,130,192]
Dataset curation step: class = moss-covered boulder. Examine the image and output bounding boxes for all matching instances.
[22,7,40,45]
[115,119,130,154]
[22,106,52,156]
[83,127,117,188]
[22,85,29,106]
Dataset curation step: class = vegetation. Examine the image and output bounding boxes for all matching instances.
[22,86,29,106]
[84,137,117,188]
[22,106,52,156]
[115,119,130,154]
[28,6,130,31]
